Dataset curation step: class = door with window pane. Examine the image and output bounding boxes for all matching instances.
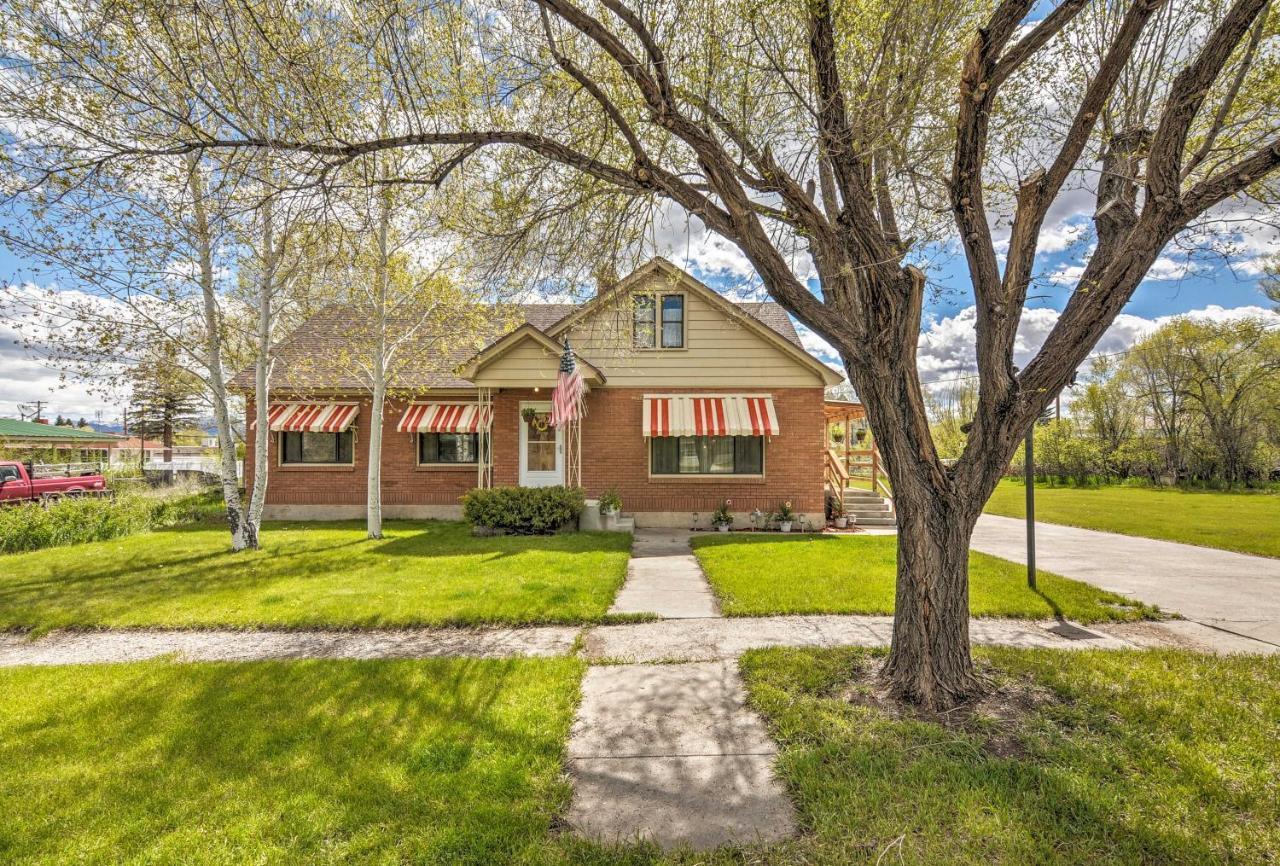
[518,402,563,487]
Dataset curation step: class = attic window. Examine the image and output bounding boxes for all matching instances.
[633,294,684,349]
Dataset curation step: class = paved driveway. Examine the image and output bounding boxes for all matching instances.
[972,514,1280,649]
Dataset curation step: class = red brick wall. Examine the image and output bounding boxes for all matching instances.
[245,396,477,508]
[577,387,825,515]
[246,387,825,514]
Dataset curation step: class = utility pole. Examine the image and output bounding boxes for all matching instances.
[18,400,48,422]
[1025,425,1036,590]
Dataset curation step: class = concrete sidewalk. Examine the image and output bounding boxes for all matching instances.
[571,528,793,850]
[972,514,1280,650]
[608,529,719,618]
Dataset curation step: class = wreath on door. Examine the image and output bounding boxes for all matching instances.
[521,407,550,432]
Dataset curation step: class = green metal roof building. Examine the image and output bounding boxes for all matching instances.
[0,417,122,455]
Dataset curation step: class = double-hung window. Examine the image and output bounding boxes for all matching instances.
[280,430,354,465]
[634,294,684,348]
[418,432,479,465]
[650,436,763,476]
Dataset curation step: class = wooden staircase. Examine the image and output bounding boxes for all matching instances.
[825,446,895,528]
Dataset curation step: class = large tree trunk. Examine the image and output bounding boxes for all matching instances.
[835,266,991,710]
[880,484,983,708]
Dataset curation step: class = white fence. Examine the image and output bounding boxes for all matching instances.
[143,457,243,478]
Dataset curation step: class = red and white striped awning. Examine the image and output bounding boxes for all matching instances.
[397,403,492,434]
[267,403,359,433]
[643,395,780,437]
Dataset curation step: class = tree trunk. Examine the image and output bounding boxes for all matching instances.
[187,154,247,551]
[367,376,385,540]
[245,197,276,545]
[880,485,983,708]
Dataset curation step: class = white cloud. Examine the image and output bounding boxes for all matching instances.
[916,302,1280,392]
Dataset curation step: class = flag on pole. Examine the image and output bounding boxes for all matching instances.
[548,337,586,427]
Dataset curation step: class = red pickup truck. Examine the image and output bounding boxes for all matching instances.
[0,461,108,503]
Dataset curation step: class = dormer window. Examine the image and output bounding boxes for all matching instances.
[633,293,684,349]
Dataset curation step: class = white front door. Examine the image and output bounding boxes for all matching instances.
[518,402,564,487]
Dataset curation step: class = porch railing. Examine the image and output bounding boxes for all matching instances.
[840,446,893,505]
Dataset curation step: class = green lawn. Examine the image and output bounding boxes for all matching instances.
[0,657,583,865]
[0,520,631,632]
[738,646,1280,865]
[692,534,1156,622]
[985,480,1280,558]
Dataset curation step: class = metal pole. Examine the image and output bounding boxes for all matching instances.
[1025,426,1036,590]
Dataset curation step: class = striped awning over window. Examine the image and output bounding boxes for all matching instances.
[267,403,360,433]
[397,403,492,434]
[643,395,780,437]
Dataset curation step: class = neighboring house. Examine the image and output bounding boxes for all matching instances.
[107,437,166,467]
[0,417,121,462]
[233,258,844,527]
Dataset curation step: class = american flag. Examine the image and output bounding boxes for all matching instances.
[548,337,586,427]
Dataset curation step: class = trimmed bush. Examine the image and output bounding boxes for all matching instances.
[0,490,220,554]
[461,486,585,535]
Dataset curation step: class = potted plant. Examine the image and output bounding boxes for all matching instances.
[520,406,539,424]
[830,427,845,444]
[599,488,622,530]
[831,497,848,529]
[712,499,733,532]
[855,428,868,444]
[774,500,796,533]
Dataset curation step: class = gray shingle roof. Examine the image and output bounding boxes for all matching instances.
[236,299,805,393]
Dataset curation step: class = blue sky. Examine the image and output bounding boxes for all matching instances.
[2,0,1276,418]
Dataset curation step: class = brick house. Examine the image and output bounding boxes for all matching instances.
[237,258,844,527]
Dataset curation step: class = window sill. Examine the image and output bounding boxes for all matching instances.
[415,464,478,471]
[279,464,355,471]
[648,474,766,482]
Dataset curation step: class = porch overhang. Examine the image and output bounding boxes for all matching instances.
[461,324,607,388]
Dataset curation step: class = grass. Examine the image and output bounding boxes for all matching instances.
[0,519,631,632]
[0,657,583,865]
[691,533,1156,622]
[736,646,1280,864]
[985,479,1280,558]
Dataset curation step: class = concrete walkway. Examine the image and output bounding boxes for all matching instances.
[574,528,793,850]
[0,613,1199,668]
[0,626,579,667]
[564,661,794,849]
[609,529,719,618]
[973,514,1280,651]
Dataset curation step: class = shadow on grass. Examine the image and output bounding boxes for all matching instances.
[0,657,580,865]
[735,646,1279,865]
[0,520,630,631]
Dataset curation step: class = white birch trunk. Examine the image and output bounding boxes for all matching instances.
[245,198,277,544]
[366,197,390,540]
[188,155,248,551]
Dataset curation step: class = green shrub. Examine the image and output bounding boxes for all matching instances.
[0,489,220,554]
[461,486,585,534]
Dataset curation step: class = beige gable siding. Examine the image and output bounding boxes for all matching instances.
[469,338,562,388]
[565,283,828,387]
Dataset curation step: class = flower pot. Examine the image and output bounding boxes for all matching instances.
[716,524,730,533]
[834,516,848,529]
[779,521,792,533]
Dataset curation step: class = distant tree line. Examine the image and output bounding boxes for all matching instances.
[929,317,1280,488]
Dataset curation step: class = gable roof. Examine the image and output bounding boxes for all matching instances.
[237,259,836,393]
[462,323,608,384]
[545,257,840,386]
